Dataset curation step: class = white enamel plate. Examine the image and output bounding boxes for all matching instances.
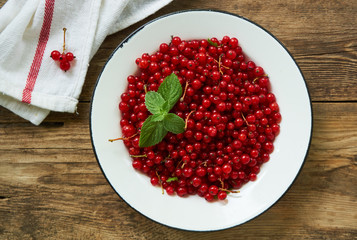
[90,10,312,231]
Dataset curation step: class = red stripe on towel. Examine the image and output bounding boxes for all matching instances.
[22,0,55,104]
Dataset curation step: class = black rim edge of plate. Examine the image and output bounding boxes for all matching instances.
[89,9,314,232]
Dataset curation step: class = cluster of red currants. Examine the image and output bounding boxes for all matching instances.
[50,28,75,72]
[118,36,281,201]
[50,50,75,71]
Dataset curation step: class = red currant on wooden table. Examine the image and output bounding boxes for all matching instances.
[50,28,75,72]
[114,36,281,202]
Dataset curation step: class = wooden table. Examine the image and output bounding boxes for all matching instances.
[1,0,356,239]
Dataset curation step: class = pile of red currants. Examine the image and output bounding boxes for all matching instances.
[117,36,281,201]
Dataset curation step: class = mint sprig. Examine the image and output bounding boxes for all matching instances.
[139,73,185,148]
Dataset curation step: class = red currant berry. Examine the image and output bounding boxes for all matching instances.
[254,66,264,76]
[208,185,219,196]
[205,193,214,202]
[191,176,202,187]
[222,164,232,174]
[249,173,257,181]
[150,176,159,186]
[65,52,75,61]
[166,186,175,195]
[228,38,239,48]
[241,154,250,165]
[176,187,187,197]
[159,43,169,53]
[171,36,182,46]
[217,191,227,200]
[60,61,70,71]
[50,50,61,60]
[122,124,136,137]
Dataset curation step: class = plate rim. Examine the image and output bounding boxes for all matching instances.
[89,9,313,232]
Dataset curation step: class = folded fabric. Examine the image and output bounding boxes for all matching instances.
[0,0,172,125]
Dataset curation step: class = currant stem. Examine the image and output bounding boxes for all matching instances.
[108,132,138,142]
[219,188,240,193]
[184,110,195,130]
[218,54,224,75]
[62,28,67,53]
[212,54,229,75]
[253,74,269,83]
[108,137,124,142]
[156,171,164,194]
[180,80,190,102]
[176,159,183,169]
[241,112,249,126]
[218,178,224,188]
[199,161,208,167]
[130,154,147,158]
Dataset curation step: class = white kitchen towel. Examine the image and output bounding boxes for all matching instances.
[0,0,172,125]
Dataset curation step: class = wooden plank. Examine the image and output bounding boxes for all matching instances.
[0,102,92,149]
[0,102,356,239]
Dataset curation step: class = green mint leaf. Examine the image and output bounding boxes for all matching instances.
[139,115,168,148]
[157,73,182,110]
[161,101,170,113]
[207,38,218,47]
[163,113,185,134]
[145,91,166,115]
[150,113,166,122]
[166,177,178,183]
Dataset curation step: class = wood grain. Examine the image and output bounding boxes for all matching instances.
[0,0,356,239]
